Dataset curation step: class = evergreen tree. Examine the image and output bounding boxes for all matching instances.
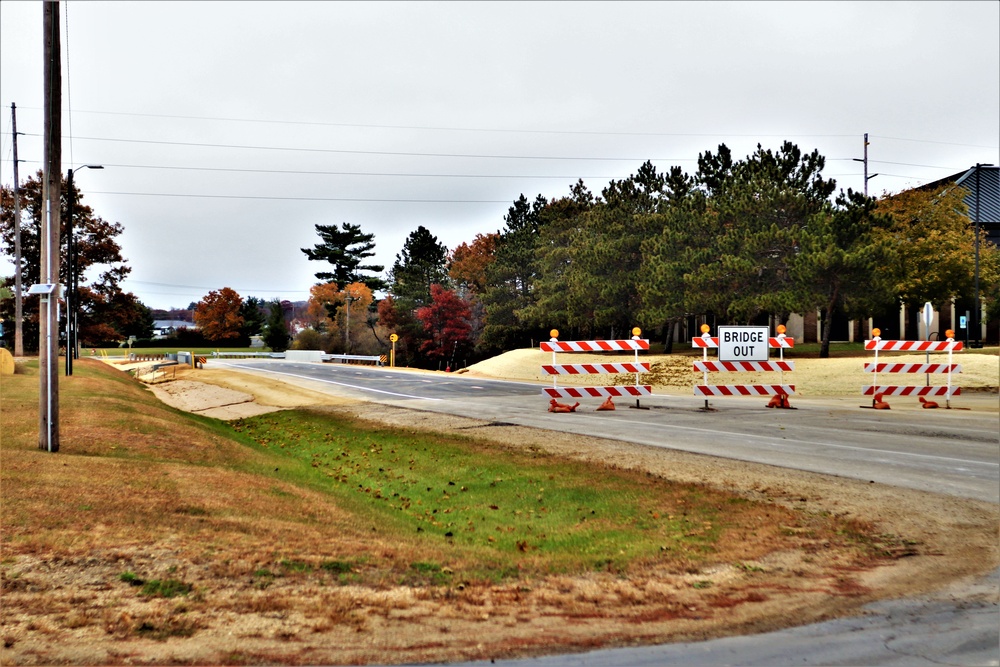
[240,296,268,339]
[685,142,837,323]
[794,190,896,357]
[388,225,449,307]
[263,299,291,352]
[479,193,551,350]
[301,222,386,291]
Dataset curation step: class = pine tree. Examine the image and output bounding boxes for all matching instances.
[388,226,449,307]
[263,299,291,352]
[301,222,386,291]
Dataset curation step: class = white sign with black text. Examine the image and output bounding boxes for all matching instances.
[718,326,770,362]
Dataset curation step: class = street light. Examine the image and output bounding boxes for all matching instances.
[65,164,103,376]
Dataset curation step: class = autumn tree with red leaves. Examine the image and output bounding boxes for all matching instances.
[414,284,473,363]
[194,287,244,341]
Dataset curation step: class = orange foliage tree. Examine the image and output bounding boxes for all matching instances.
[448,232,498,295]
[304,281,379,353]
[306,281,342,332]
[194,287,244,341]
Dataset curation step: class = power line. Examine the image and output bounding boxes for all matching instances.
[21,106,1000,151]
[125,279,309,295]
[76,162,622,180]
[15,106,862,140]
[7,106,997,150]
[23,132,698,162]
[90,190,511,203]
[870,134,999,150]
[5,133,982,180]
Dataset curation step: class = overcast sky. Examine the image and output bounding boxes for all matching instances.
[2,1,998,310]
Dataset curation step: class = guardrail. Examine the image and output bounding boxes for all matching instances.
[212,351,285,359]
[205,351,382,365]
[322,354,382,366]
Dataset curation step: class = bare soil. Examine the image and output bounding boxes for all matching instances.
[1,354,997,665]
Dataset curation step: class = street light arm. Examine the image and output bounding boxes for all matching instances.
[65,164,104,375]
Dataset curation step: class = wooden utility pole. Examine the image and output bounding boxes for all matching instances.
[861,132,870,196]
[11,102,24,357]
[40,0,62,452]
[852,133,878,197]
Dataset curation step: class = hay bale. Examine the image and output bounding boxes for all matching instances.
[0,348,14,375]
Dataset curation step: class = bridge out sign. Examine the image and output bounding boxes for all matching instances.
[718,326,769,362]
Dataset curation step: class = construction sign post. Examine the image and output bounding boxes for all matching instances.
[540,328,651,411]
[693,324,795,409]
[863,328,963,409]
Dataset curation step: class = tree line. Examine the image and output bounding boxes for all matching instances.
[299,142,998,362]
[3,143,997,361]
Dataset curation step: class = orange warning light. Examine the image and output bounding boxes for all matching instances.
[945,329,955,339]
[632,327,642,337]
[700,324,710,334]
[550,329,559,339]
[776,324,786,335]
[872,328,881,337]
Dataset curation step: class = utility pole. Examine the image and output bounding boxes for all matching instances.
[852,133,879,196]
[11,103,24,357]
[344,292,357,354]
[39,0,62,452]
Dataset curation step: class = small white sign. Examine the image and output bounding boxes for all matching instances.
[718,326,769,362]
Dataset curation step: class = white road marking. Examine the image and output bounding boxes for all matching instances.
[216,362,441,401]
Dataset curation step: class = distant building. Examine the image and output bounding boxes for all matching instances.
[808,164,999,344]
[152,320,198,339]
[918,164,999,246]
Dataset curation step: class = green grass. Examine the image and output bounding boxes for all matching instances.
[141,578,193,598]
[231,409,726,575]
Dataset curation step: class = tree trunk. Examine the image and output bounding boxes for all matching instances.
[663,321,674,354]
[820,288,840,359]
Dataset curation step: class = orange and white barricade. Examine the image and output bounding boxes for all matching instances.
[863,328,963,407]
[692,324,795,406]
[541,328,651,405]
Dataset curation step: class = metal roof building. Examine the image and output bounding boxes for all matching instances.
[919,164,1000,246]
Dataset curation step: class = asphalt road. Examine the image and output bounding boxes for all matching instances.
[215,359,1000,666]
